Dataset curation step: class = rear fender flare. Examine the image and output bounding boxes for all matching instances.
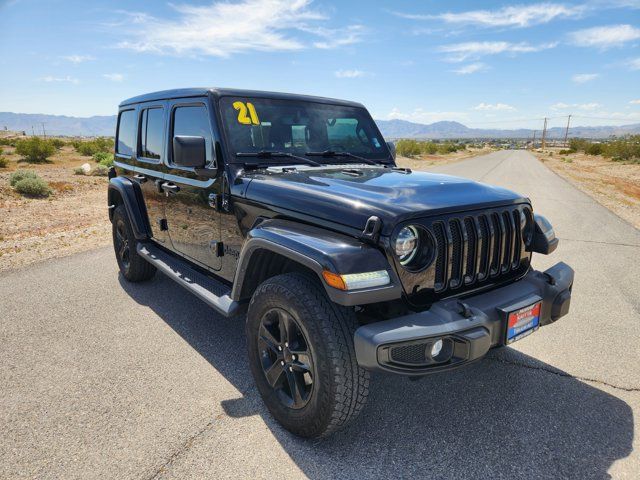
[108,177,151,240]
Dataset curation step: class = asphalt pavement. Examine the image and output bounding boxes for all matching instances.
[1,150,638,479]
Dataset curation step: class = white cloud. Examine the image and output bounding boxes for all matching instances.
[630,99,640,104]
[62,54,94,64]
[568,24,640,48]
[571,73,599,83]
[41,75,79,84]
[386,107,468,124]
[626,57,640,70]
[473,102,516,111]
[394,3,584,28]
[103,73,124,82]
[334,69,366,78]
[302,25,365,49]
[452,62,487,74]
[438,41,557,62]
[551,102,602,110]
[117,0,364,57]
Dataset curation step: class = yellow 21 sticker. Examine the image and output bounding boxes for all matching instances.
[233,101,260,125]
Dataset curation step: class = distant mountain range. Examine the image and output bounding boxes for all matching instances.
[2,111,639,139]
[375,119,640,140]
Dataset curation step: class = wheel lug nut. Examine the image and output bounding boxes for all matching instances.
[288,366,293,372]
[292,355,297,360]
[285,342,289,347]
[280,361,285,366]
[278,346,282,351]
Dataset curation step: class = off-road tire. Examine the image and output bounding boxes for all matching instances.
[246,272,369,438]
[112,205,156,282]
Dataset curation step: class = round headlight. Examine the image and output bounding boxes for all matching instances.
[395,226,419,265]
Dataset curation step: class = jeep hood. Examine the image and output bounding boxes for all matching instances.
[242,166,528,235]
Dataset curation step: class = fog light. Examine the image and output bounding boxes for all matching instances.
[431,339,443,358]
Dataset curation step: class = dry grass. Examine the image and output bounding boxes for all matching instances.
[533,149,640,229]
[0,140,111,271]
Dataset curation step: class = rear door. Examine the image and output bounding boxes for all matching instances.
[133,102,171,246]
[163,99,222,271]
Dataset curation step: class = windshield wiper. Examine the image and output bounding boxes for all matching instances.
[236,150,321,167]
[305,150,381,166]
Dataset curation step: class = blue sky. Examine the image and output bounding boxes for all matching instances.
[0,0,639,129]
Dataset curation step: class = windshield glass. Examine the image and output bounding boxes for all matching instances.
[219,96,389,164]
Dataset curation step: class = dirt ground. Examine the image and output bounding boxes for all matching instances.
[533,149,640,230]
[0,141,111,272]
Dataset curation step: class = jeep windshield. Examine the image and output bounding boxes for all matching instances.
[219,96,391,165]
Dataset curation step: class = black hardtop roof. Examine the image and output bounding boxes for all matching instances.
[119,88,365,109]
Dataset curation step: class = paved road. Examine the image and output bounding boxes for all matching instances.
[1,151,638,479]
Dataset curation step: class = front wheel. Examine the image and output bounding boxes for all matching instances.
[246,273,369,438]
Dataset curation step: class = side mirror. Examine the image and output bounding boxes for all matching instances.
[386,141,396,161]
[173,135,206,168]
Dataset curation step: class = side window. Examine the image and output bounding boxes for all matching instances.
[172,105,213,164]
[116,109,136,156]
[139,107,164,160]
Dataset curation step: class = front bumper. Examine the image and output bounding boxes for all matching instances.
[354,262,574,375]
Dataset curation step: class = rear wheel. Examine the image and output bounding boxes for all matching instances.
[112,205,156,282]
[246,273,369,438]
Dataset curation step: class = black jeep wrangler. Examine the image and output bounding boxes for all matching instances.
[108,88,574,438]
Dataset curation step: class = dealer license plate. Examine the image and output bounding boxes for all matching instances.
[506,302,541,344]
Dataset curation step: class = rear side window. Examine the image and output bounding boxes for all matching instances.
[139,108,164,160]
[172,105,213,164]
[116,109,136,156]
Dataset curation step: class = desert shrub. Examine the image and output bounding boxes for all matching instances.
[0,137,19,147]
[73,167,86,175]
[92,151,112,163]
[9,169,39,186]
[396,139,422,157]
[585,143,603,155]
[568,138,589,152]
[48,138,66,149]
[75,137,114,156]
[14,176,52,197]
[558,149,573,155]
[91,164,109,176]
[0,147,6,168]
[15,136,56,163]
[602,135,640,161]
[422,142,438,154]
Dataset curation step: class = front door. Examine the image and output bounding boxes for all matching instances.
[163,100,222,271]
[134,103,171,246]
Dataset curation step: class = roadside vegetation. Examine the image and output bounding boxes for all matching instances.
[15,136,56,163]
[561,136,640,163]
[9,169,52,197]
[395,139,466,157]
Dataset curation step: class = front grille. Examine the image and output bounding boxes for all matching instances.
[431,206,530,293]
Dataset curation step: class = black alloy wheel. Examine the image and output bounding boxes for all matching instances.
[258,307,315,409]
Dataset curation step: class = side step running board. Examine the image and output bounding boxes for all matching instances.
[137,243,240,317]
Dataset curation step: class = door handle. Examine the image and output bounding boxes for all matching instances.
[132,174,147,184]
[161,182,180,194]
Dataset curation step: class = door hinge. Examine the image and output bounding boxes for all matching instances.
[210,241,224,257]
[157,219,168,231]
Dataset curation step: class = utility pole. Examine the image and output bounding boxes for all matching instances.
[563,115,571,148]
[541,117,548,150]
[41,123,47,139]
[532,130,536,149]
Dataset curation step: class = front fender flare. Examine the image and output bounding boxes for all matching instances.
[231,219,402,306]
[108,177,151,240]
